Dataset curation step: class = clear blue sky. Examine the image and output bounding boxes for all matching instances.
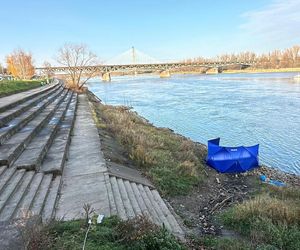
[0,0,299,66]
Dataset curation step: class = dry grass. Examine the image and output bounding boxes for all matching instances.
[117,215,159,243]
[233,194,299,226]
[90,98,207,196]
[222,186,300,249]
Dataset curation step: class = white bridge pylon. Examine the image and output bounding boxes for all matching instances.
[105,47,160,65]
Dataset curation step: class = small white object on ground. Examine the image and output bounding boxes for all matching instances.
[97,214,105,224]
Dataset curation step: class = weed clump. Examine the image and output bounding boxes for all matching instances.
[27,216,185,250]
[221,186,300,249]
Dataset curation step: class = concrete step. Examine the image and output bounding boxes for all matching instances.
[0,86,64,145]
[13,173,44,219]
[137,183,162,225]
[105,175,184,236]
[0,90,68,167]
[0,171,35,221]
[117,178,135,219]
[0,81,60,113]
[123,180,143,216]
[0,166,7,177]
[0,167,16,194]
[0,84,61,128]
[0,168,62,222]
[30,174,53,216]
[109,176,127,220]
[144,186,172,230]
[104,173,117,217]
[40,94,77,174]
[42,175,61,222]
[0,169,25,214]
[13,92,73,171]
[151,189,183,235]
[131,181,151,218]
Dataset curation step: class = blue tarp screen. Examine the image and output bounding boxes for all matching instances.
[206,138,259,173]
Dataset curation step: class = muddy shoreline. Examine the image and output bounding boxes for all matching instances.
[87,90,300,238]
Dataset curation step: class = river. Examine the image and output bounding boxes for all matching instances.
[87,72,300,175]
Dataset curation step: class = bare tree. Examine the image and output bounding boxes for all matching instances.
[42,61,54,80]
[56,43,99,90]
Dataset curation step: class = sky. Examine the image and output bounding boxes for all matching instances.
[0,0,299,66]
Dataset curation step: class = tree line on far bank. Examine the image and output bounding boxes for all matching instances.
[185,45,300,69]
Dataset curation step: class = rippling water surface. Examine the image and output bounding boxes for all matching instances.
[88,72,300,174]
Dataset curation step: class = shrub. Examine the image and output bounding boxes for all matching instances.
[132,227,185,250]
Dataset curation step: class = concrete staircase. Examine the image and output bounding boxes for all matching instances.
[105,174,183,236]
[0,81,77,224]
[0,83,184,242]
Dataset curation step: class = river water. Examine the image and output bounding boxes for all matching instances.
[87,72,300,175]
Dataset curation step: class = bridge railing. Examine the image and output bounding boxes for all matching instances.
[36,61,256,72]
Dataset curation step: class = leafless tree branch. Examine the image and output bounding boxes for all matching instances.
[56,43,99,90]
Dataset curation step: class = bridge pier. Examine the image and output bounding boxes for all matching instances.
[205,67,221,74]
[160,70,170,78]
[102,72,111,82]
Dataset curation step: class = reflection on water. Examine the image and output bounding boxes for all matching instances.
[88,72,300,174]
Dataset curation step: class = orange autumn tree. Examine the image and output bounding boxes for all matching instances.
[6,49,35,80]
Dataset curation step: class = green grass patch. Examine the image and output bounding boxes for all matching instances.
[0,80,44,97]
[29,216,185,250]
[196,235,252,250]
[221,186,300,249]
[91,101,206,196]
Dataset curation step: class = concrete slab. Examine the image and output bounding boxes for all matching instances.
[56,173,109,220]
[108,162,154,188]
[0,221,23,250]
[56,94,109,220]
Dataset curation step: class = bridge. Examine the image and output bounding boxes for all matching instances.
[37,47,254,81]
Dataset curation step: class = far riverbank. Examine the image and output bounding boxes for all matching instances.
[172,67,300,75]
[222,67,300,74]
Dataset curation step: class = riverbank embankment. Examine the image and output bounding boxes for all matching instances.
[171,67,300,75]
[223,67,300,74]
[88,90,300,249]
